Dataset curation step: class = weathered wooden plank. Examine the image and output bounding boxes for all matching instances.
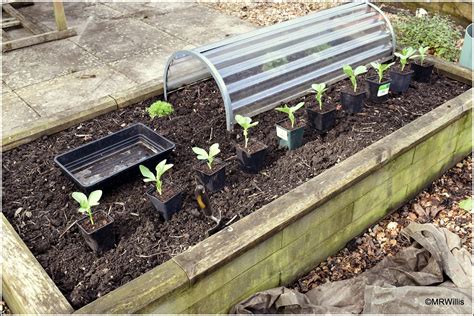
[427,55,473,85]
[1,20,20,28]
[2,3,42,34]
[74,260,189,314]
[1,214,74,314]
[2,29,11,41]
[52,0,67,31]
[2,28,76,52]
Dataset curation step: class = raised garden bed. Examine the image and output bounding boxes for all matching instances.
[2,60,472,314]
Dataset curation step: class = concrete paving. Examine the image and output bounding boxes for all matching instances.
[1,2,256,136]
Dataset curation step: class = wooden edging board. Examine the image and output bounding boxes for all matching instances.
[2,59,472,314]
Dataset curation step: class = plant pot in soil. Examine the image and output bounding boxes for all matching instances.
[193,159,227,193]
[340,89,366,114]
[306,103,336,133]
[411,62,434,83]
[76,210,115,253]
[235,140,268,174]
[146,186,183,221]
[276,119,305,150]
[366,76,392,103]
[389,68,414,94]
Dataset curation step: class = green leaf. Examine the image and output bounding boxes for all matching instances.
[72,192,88,205]
[311,83,326,93]
[208,143,220,158]
[353,65,367,76]
[88,190,102,206]
[192,147,209,159]
[78,207,88,214]
[459,198,472,212]
[275,106,291,114]
[342,64,353,77]
[291,102,305,112]
[156,160,173,177]
[139,165,156,181]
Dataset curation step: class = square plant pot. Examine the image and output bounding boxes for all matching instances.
[306,103,336,133]
[235,141,268,174]
[146,186,184,221]
[276,119,305,150]
[366,76,392,103]
[193,159,227,193]
[390,68,414,93]
[411,62,434,83]
[341,89,366,114]
[76,210,115,254]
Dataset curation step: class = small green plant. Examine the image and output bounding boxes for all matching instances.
[410,46,430,66]
[235,114,259,149]
[139,160,173,195]
[311,83,327,110]
[394,47,417,71]
[393,14,461,62]
[147,101,174,119]
[192,143,220,170]
[459,198,472,213]
[275,102,305,128]
[370,61,395,83]
[342,65,367,92]
[72,190,102,225]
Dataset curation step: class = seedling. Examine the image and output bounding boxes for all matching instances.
[394,47,417,71]
[139,160,173,195]
[235,114,258,149]
[411,46,430,66]
[342,65,367,92]
[192,143,221,170]
[72,190,102,225]
[311,83,327,110]
[147,101,174,119]
[275,102,305,128]
[370,61,395,83]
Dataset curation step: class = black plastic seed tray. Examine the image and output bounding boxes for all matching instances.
[55,123,175,193]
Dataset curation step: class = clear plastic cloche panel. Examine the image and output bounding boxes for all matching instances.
[164,1,395,130]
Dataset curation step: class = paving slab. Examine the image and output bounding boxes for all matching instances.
[1,92,40,133]
[69,17,190,62]
[2,40,102,90]
[15,65,135,117]
[102,1,197,15]
[2,81,13,94]
[143,5,256,46]
[108,43,194,84]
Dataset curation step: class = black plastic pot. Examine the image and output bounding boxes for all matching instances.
[76,210,115,253]
[306,105,336,133]
[389,69,413,93]
[146,187,183,221]
[366,76,392,103]
[55,123,175,193]
[411,62,434,83]
[193,159,227,193]
[276,120,305,150]
[341,90,365,114]
[235,141,268,174]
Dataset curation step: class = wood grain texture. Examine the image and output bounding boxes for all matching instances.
[52,0,67,31]
[2,28,76,52]
[1,214,73,314]
[2,3,42,34]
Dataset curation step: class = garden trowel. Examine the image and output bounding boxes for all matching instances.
[194,185,238,236]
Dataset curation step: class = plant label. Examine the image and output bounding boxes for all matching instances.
[276,125,288,141]
[377,83,390,97]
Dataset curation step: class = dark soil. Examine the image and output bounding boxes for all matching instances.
[79,212,111,233]
[278,118,306,130]
[194,160,226,175]
[236,140,268,155]
[150,185,180,202]
[2,71,469,308]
